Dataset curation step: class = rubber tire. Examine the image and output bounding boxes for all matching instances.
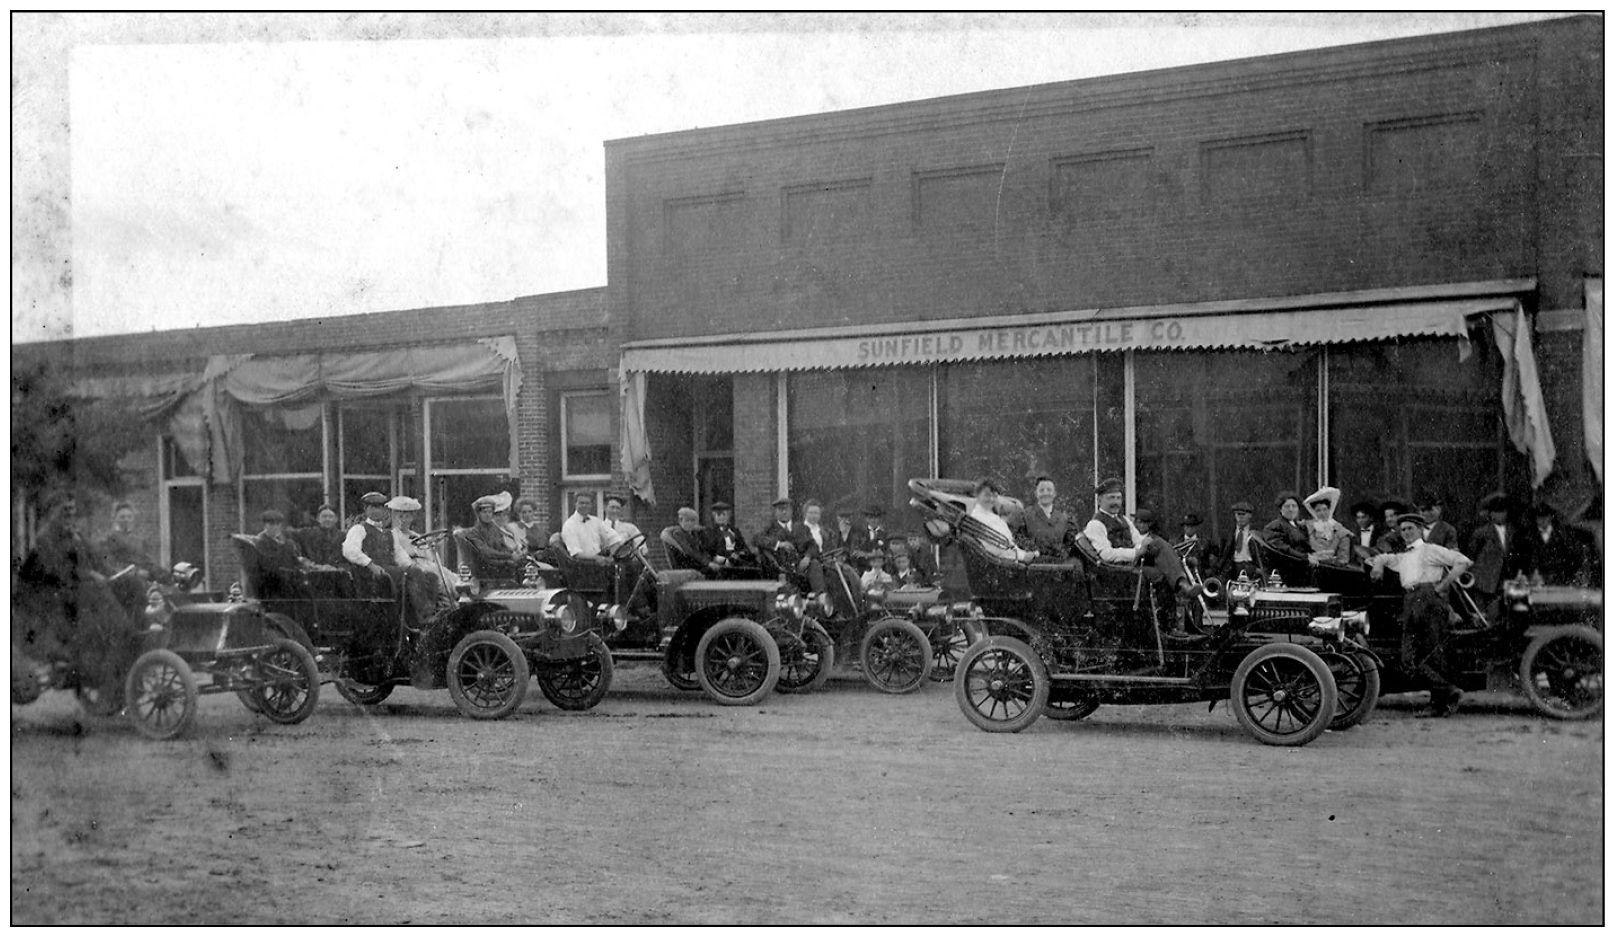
[336,680,394,707]
[242,638,321,725]
[861,617,934,695]
[536,634,614,711]
[696,618,780,706]
[775,621,835,694]
[661,659,702,692]
[1326,651,1380,731]
[124,649,198,740]
[929,619,986,684]
[447,630,530,720]
[1229,643,1339,748]
[953,636,1049,733]
[1519,628,1604,720]
[1043,692,1101,721]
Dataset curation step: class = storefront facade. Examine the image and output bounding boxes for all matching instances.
[15,288,613,587]
[607,17,1602,548]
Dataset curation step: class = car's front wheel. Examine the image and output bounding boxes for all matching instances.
[241,638,321,725]
[336,679,395,707]
[536,634,614,711]
[928,619,985,683]
[861,617,933,694]
[1519,628,1603,720]
[1230,643,1338,747]
[1326,650,1380,731]
[124,649,198,740]
[696,617,780,706]
[774,621,835,694]
[954,636,1048,733]
[447,630,529,720]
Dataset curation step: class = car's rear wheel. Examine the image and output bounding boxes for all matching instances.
[242,638,321,725]
[775,621,835,694]
[1043,691,1101,721]
[1230,643,1338,747]
[336,680,394,707]
[928,619,985,683]
[861,617,933,694]
[696,617,780,706]
[1326,650,1380,731]
[661,659,701,691]
[536,634,614,711]
[124,649,198,740]
[1519,628,1603,720]
[954,636,1048,733]
[447,630,529,720]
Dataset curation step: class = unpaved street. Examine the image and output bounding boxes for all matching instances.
[10,666,1603,925]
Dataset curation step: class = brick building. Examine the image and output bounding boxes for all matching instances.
[14,289,614,588]
[609,16,1602,555]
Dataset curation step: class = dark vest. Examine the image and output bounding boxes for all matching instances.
[1092,511,1132,550]
[359,522,392,565]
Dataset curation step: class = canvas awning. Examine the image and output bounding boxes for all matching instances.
[618,281,1534,375]
[79,337,522,484]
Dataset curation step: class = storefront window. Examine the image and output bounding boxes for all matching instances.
[788,368,930,527]
[1134,349,1320,542]
[1329,338,1511,530]
[937,357,1097,507]
[561,391,613,480]
[427,396,510,530]
[240,405,327,529]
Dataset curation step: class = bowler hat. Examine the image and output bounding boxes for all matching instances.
[1381,499,1411,516]
[1132,508,1156,527]
[1094,477,1124,497]
[361,491,389,507]
[1180,513,1202,527]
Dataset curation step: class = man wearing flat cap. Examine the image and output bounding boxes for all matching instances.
[464,493,523,579]
[1370,512,1472,717]
[700,501,753,575]
[755,496,823,591]
[255,508,315,580]
[1172,511,1212,572]
[1215,501,1258,580]
[343,491,396,579]
[1081,477,1202,601]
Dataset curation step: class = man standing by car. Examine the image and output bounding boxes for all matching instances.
[1523,500,1598,587]
[1370,513,1473,717]
[1216,501,1259,581]
[1081,477,1201,600]
[1467,492,1524,609]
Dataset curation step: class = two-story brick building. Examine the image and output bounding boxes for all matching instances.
[609,16,1602,552]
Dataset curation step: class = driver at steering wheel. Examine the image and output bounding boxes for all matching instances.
[560,492,624,565]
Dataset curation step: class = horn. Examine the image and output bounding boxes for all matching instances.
[1456,571,1476,590]
[1200,575,1223,601]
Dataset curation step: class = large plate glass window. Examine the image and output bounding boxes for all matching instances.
[427,396,510,532]
[788,368,930,527]
[239,404,327,530]
[158,435,208,585]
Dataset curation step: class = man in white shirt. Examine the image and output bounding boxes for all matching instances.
[603,494,646,553]
[561,492,623,562]
[343,491,395,579]
[1370,513,1473,717]
[387,495,454,618]
[1081,477,1201,599]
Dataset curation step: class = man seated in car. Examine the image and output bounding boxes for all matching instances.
[463,493,525,581]
[560,492,624,564]
[254,508,318,598]
[1081,477,1203,602]
[665,507,722,575]
[388,496,456,616]
[700,501,756,577]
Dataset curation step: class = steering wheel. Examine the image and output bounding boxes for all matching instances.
[412,528,453,549]
[818,547,848,564]
[610,533,645,561]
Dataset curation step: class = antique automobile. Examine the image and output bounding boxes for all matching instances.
[1252,539,1603,720]
[907,479,1379,747]
[816,548,986,694]
[231,531,612,720]
[11,564,321,740]
[534,530,832,706]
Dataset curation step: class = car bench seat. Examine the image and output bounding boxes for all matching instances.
[541,532,615,596]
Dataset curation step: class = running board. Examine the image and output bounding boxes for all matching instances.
[1050,673,1196,686]
[610,649,665,662]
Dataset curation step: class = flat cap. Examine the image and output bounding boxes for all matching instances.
[361,491,389,506]
[1180,513,1202,527]
[1131,508,1156,528]
[260,509,286,523]
[1394,513,1428,529]
[1094,477,1124,497]
[772,496,793,508]
[1230,501,1254,513]
[862,504,885,517]
[709,501,733,512]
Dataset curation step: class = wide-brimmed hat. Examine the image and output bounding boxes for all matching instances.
[1303,486,1341,512]
[1094,477,1124,497]
[1348,500,1378,517]
[361,491,389,507]
[490,491,513,513]
[472,494,499,512]
[386,496,421,512]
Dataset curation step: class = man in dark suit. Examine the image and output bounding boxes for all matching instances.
[1215,501,1259,581]
[699,501,752,573]
[1414,490,1460,549]
[664,507,719,574]
[1466,492,1525,606]
[850,505,892,572]
[1012,475,1079,561]
[1347,500,1386,566]
[1172,512,1215,573]
[1523,500,1598,587]
[755,496,823,592]
[1375,499,1412,555]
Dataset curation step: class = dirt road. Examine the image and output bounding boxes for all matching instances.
[10,666,1603,924]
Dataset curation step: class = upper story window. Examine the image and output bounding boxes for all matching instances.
[562,391,613,481]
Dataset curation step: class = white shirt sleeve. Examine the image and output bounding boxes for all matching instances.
[342,523,372,567]
[1083,517,1139,563]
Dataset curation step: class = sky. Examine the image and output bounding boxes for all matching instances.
[14,11,1575,342]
